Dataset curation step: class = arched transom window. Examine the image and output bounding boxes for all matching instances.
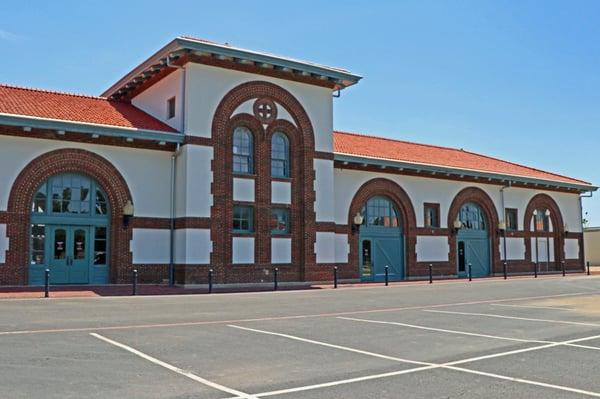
[533,208,551,232]
[32,173,108,216]
[361,196,400,227]
[271,132,290,178]
[233,126,254,174]
[459,202,486,230]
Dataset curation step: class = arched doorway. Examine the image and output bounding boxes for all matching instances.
[29,173,110,285]
[456,202,491,278]
[359,196,404,281]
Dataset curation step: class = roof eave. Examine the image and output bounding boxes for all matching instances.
[0,113,184,144]
[334,153,597,193]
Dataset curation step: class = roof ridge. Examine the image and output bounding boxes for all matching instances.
[333,129,467,153]
[0,83,115,102]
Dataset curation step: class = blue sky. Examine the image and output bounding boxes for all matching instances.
[1,1,599,225]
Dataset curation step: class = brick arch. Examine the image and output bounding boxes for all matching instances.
[347,178,417,279]
[523,193,565,268]
[211,81,316,283]
[3,148,133,285]
[447,187,501,275]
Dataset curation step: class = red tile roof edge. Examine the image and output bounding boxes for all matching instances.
[333,130,592,187]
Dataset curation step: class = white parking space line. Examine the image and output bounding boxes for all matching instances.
[424,309,600,328]
[1,291,596,336]
[229,325,600,398]
[90,333,258,399]
[491,303,573,311]
[337,317,548,343]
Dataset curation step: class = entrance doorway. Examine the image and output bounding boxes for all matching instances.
[456,202,491,278]
[359,196,404,281]
[29,173,110,285]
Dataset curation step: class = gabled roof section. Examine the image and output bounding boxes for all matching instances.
[0,84,176,132]
[333,130,595,192]
[102,36,362,100]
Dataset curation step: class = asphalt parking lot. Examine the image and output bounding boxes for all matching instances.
[2,275,600,398]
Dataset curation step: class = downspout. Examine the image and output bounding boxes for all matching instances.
[167,54,187,286]
[500,182,512,270]
[579,191,593,269]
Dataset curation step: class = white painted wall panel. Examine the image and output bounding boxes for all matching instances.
[233,237,255,264]
[334,234,349,263]
[131,229,170,264]
[531,237,555,262]
[315,232,335,263]
[0,136,173,217]
[314,159,335,222]
[271,238,292,264]
[233,178,255,202]
[499,237,526,260]
[174,229,212,265]
[177,145,213,218]
[132,68,184,131]
[564,238,580,259]
[416,236,449,262]
[0,224,7,263]
[184,63,333,152]
[271,181,291,204]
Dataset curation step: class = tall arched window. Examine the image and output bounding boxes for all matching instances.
[533,208,550,232]
[459,202,486,230]
[361,196,400,227]
[233,126,254,174]
[271,132,289,177]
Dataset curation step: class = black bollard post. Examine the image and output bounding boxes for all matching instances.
[534,261,538,278]
[587,261,591,276]
[274,268,279,291]
[429,264,433,284]
[44,269,50,298]
[384,266,389,286]
[503,262,507,280]
[334,266,338,289]
[132,269,138,296]
[208,269,213,294]
[468,263,472,282]
[562,261,566,277]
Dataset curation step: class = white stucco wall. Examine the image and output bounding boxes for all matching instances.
[0,224,7,263]
[314,159,335,222]
[271,181,291,204]
[131,229,170,264]
[499,237,526,260]
[175,145,213,218]
[334,234,349,263]
[564,238,580,260]
[132,68,184,131]
[184,63,334,152]
[315,232,335,263]
[416,236,449,262]
[232,237,254,264]
[233,178,255,202]
[0,136,173,218]
[271,238,292,264]
[174,228,212,264]
[531,237,555,262]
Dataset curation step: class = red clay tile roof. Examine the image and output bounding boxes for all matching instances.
[0,84,176,132]
[333,130,590,186]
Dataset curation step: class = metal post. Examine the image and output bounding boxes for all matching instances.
[429,263,433,284]
[208,269,213,294]
[587,261,591,276]
[132,269,138,296]
[384,266,389,286]
[44,269,50,298]
[534,261,538,278]
[334,266,338,288]
[562,260,566,277]
[468,263,472,282]
[503,262,507,280]
[274,268,278,291]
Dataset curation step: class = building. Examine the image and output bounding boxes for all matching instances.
[584,227,600,266]
[0,36,595,286]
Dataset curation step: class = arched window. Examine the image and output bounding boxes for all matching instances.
[233,126,253,174]
[459,202,486,230]
[533,208,550,232]
[361,196,400,227]
[271,132,289,177]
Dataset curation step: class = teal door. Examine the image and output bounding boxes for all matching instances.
[48,226,90,284]
[359,196,404,281]
[456,202,491,278]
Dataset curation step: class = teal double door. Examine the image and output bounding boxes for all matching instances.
[46,225,91,284]
[457,230,491,278]
[360,228,404,281]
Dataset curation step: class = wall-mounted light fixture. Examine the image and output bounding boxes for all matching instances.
[497,220,506,235]
[123,200,134,228]
[564,223,569,236]
[453,219,462,235]
[351,212,364,234]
